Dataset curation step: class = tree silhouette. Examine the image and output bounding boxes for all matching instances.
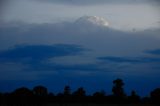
[57,93,63,97]
[63,86,71,96]
[48,92,55,97]
[93,90,105,97]
[112,78,126,97]
[150,88,160,104]
[1,79,160,104]
[73,87,86,97]
[33,85,48,96]
[10,87,33,104]
[0,92,2,97]
[12,87,33,97]
[128,90,140,103]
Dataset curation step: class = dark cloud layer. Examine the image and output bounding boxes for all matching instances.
[98,56,160,64]
[30,63,101,72]
[0,44,102,72]
[0,44,84,62]
[145,49,160,55]
[99,56,141,63]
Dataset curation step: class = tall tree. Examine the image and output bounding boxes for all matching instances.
[112,78,126,97]
[63,86,71,96]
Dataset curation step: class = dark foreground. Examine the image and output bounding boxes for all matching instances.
[1,79,160,105]
[0,103,159,106]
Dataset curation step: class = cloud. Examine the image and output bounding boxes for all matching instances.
[75,16,109,27]
[98,56,141,63]
[0,16,119,50]
[0,0,8,12]
[29,63,101,72]
[0,1,160,95]
[35,0,150,5]
[0,44,85,63]
[0,16,160,56]
[0,16,160,79]
[98,56,160,64]
[145,49,160,55]
[0,16,160,58]
[0,44,93,80]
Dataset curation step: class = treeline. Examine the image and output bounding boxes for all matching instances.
[0,79,160,105]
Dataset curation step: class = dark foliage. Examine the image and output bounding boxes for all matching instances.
[112,78,126,97]
[33,85,48,96]
[150,88,160,103]
[0,79,160,105]
[63,86,71,96]
[128,90,140,103]
[72,87,86,97]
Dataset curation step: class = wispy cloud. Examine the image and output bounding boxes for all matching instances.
[98,56,141,63]
[98,56,160,64]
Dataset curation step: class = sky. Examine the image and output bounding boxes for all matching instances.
[0,0,160,96]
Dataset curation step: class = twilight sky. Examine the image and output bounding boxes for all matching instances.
[0,0,160,96]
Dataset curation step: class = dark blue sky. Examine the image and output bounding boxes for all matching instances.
[0,0,160,96]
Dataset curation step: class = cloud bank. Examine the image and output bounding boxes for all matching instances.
[0,16,160,95]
